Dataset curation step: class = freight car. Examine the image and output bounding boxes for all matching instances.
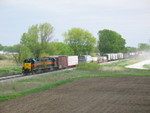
[78,55,92,63]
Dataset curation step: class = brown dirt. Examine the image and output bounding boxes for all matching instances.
[0,76,150,113]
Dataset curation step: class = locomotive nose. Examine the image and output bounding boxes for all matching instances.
[24,63,31,70]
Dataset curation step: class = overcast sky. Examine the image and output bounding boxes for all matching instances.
[0,0,150,47]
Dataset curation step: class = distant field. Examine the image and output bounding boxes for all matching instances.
[0,57,150,102]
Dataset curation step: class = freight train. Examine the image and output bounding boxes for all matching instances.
[22,52,140,75]
[22,56,78,75]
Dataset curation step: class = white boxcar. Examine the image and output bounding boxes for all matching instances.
[68,56,78,67]
[117,53,124,59]
[98,56,107,63]
[78,55,92,63]
[112,54,116,60]
[104,54,111,61]
[92,57,98,62]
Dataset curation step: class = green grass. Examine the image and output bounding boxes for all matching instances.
[143,64,150,69]
[0,60,22,76]
[0,67,22,76]
[76,62,100,71]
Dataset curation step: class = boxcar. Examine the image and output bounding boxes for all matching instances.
[91,57,98,62]
[78,55,92,63]
[68,56,78,67]
[51,56,68,69]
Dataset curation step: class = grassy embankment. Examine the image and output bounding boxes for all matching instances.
[143,64,150,69]
[0,57,150,102]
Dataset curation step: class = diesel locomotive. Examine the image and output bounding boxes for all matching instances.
[22,57,57,75]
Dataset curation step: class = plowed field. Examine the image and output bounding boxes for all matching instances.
[0,76,150,113]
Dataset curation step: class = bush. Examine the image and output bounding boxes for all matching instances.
[76,63,100,71]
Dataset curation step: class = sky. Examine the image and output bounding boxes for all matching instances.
[0,0,150,47]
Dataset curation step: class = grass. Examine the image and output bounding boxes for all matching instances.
[0,67,22,76]
[0,57,150,102]
[143,64,150,69]
[76,62,100,71]
[0,60,22,76]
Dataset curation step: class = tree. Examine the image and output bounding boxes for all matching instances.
[0,44,3,50]
[64,28,96,55]
[20,23,54,57]
[125,46,138,53]
[98,29,126,55]
[138,43,150,51]
[48,42,74,55]
[8,44,34,64]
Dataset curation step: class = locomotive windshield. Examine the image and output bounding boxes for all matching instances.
[24,59,35,64]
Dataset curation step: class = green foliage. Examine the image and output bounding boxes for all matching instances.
[8,44,34,64]
[64,28,96,55]
[20,23,54,57]
[3,46,15,52]
[125,46,138,53]
[20,46,34,61]
[98,29,126,55]
[76,63,100,71]
[0,44,3,50]
[39,52,49,57]
[138,43,150,51]
[48,42,74,55]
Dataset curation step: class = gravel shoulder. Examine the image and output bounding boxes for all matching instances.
[126,59,150,69]
[0,76,150,113]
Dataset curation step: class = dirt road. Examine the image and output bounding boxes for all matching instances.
[0,76,150,113]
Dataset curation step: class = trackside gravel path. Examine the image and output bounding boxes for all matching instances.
[0,77,150,113]
[126,59,150,69]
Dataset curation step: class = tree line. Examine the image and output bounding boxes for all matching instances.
[0,22,149,63]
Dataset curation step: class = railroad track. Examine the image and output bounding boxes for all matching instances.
[0,74,23,81]
[0,68,75,82]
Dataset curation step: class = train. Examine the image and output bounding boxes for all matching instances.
[22,56,78,75]
[22,52,141,75]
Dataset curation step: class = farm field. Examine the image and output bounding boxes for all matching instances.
[0,76,150,113]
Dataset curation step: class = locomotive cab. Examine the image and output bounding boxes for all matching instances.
[22,58,35,75]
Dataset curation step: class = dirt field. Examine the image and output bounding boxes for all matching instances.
[0,76,150,113]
